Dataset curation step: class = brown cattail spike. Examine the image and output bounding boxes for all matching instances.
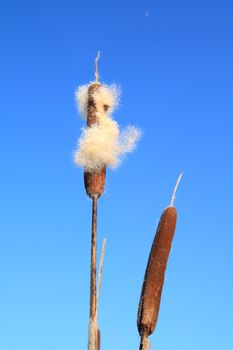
[87,83,101,127]
[84,82,106,199]
[137,206,177,337]
[84,167,106,199]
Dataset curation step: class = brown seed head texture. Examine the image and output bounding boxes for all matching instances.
[137,207,177,337]
[87,83,101,127]
[84,168,106,199]
[84,82,106,199]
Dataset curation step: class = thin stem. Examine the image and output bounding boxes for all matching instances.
[93,238,106,350]
[97,329,101,350]
[139,333,150,350]
[88,196,98,350]
[170,172,183,207]
[88,317,97,350]
[90,196,98,319]
[94,51,101,82]
[97,238,106,303]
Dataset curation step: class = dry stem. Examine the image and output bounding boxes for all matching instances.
[90,196,98,318]
[88,317,97,350]
[170,172,183,207]
[97,238,107,303]
[94,51,101,82]
[88,196,98,350]
[139,334,150,350]
[95,239,106,350]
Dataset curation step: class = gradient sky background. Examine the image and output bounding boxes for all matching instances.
[0,0,233,349]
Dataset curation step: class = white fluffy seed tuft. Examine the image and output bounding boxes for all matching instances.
[118,126,141,154]
[75,84,89,118]
[93,84,120,114]
[75,120,120,171]
[74,84,141,171]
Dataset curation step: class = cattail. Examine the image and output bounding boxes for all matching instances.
[137,174,183,350]
[137,208,177,342]
[74,52,141,350]
[86,54,104,350]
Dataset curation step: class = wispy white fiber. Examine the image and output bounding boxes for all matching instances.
[75,83,120,118]
[75,84,89,118]
[75,119,120,170]
[93,84,120,114]
[118,126,141,153]
[74,84,141,171]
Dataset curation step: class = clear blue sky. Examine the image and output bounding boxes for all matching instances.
[0,0,233,349]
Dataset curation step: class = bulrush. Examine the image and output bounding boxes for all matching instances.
[74,52,141,350]
[137,174,183,350]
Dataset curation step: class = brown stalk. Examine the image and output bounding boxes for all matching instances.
[87,53,107,350]
[97,329,101,350]
[90,195,98,319]
[139,333,150,350]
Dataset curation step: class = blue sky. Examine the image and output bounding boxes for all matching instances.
[0,0,233,349]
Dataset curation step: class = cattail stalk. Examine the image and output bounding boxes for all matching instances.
[137,174,182,349]
[76,52,140,350]
[88,196,98,350]
[139,333,150,350]
[97,329,101,350]
[97,239,107,304]
[87,53,106,350]
[90,195,98,320]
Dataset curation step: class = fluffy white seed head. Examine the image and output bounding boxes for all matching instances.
[74,83,141,171]
[75,83,120,118]
[93,84,120,114]
[75,119,120,171]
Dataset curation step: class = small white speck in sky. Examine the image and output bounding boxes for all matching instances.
[145,10,150,17]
